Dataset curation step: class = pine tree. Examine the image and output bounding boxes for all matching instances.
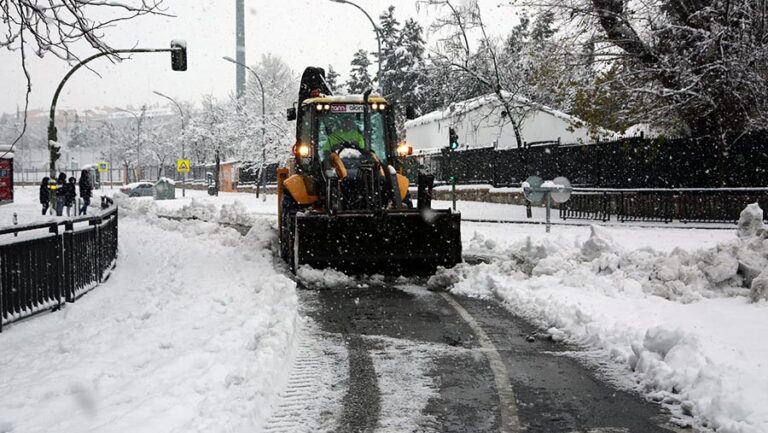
[377,6,401,95]
[326,65,340,94]
[67,113,91,149]
[347,50,374,94]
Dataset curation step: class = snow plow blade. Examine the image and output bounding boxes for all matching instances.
[294,210,461,275]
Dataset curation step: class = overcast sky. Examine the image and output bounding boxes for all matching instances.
[0,0,516,115]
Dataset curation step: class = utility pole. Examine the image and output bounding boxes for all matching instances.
[236,0,246,102]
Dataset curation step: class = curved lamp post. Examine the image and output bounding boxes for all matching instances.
[153,90,187,197]
[47,42,186,176]
[223,56,268,198]
[329,0,383,94]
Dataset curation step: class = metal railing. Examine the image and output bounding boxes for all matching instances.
[407,130,768,189]
[0,197,118,331]
[560,188,768,223]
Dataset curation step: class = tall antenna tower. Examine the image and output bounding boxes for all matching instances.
[235,0,246,101]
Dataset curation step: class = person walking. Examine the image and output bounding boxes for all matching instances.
[39,177,50,215]
[55,172,67,216]
[65,177,77,216]
[79,170,92,215]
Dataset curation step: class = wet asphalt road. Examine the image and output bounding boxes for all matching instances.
[298,282,681,433]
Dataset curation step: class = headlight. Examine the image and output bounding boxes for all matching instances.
[295,143,311,158]
[371,103,379,110]
[396,142,413,157]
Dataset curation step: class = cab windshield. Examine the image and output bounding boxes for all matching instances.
[317,109,388,164]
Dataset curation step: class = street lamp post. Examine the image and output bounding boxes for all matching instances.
[329,0,383,94]
[115,108,143,182]
[222,56,268,198]
[153,90,187,197]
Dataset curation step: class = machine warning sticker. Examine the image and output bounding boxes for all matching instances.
[331,104,365,113]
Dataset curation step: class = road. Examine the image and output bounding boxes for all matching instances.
[264,279,683,433]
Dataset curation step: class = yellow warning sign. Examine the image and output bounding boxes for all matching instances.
[98,162,110,173]
[176,159,191,173]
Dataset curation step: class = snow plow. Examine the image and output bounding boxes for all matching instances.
[277,67,461,275]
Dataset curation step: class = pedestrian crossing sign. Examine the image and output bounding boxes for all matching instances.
[177,159,191,173]
[98,162,110,173]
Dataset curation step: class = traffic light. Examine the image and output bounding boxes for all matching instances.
[448,127,459,150]
[49,139,62,163]
[171,40,187,71]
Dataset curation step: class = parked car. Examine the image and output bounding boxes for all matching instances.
[120,182,155,197]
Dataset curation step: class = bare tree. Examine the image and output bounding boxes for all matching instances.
[1,0,169,156]
[421,0,539,148]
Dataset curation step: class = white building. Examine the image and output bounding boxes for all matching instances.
[405,92,617,153]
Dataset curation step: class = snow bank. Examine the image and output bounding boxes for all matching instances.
[437,211,768,433]
[0,195,300,432]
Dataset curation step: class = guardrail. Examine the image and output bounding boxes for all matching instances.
[0,197,118,331]
[560,188,768,223]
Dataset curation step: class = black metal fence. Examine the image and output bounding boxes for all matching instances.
[0,197,118,331]
[560,189,768,223]
[406,130,768,189]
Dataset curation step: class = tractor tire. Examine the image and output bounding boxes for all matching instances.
[280,192,299,270]
[403,191,414,209]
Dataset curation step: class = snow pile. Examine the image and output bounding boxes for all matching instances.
[738,203,765,239]
[750,268,768,302]
[297,265,355,289]
[436,208,768,432]
[172,197,219,221]
[0,195,300,432]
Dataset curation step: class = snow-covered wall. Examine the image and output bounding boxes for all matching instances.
[405,93,615,153]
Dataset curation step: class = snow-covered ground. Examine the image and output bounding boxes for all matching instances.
[0,193,299,433]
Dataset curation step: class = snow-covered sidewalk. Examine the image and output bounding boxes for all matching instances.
[0,196,299,433]
[433,216,768,433]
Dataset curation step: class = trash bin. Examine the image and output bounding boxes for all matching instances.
[153,177,176,200]
[207,172,216,196]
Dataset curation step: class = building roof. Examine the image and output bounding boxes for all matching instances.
[405,91,607,134]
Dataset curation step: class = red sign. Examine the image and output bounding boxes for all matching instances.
[0,158,13,202]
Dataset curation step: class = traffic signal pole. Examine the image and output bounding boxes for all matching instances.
[448,127,459,211]
[47,44,187,177]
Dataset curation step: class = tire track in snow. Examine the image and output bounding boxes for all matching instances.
[263,323,348,433]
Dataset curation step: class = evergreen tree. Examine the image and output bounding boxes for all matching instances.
[326,65,341,94]
[377,6,401,95]
[67,113,91,149]
[347,50,374,94]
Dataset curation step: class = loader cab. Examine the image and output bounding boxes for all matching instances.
[293,96,399,179]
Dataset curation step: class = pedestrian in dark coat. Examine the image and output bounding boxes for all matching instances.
[39,177,50,215]
[79,170,93,215]
[65,177,77,216]
[55,172,67,216]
